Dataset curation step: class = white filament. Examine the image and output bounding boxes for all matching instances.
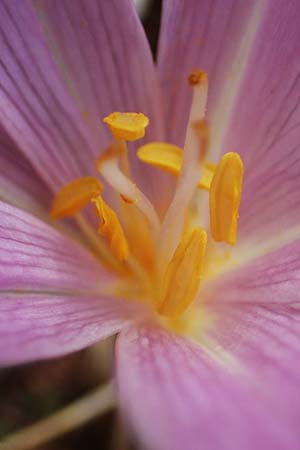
[99,158,160,233]
[157,77,209,268]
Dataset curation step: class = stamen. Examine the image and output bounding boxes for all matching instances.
[120,195,156,273]
[157,70,209,266]
[137,142,215,190]
[184,70,208,168]
[103,112,149,141]
[210,152,243,245]
[158,228,207,317]
[50,177,103,219]
[92,196,129,262]
[137,142,183,176]
[97,145,160,233]
[75,213,127,274]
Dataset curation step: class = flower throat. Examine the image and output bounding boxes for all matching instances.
[50,70,244,318]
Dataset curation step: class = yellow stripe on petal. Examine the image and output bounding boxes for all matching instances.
[92,196,129,261]
[158,228,207,317]
[51,177,103,219]
[137,142,215,191]
[209,152,243,245]
[103,112,149,141]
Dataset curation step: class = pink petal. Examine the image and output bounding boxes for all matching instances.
[0,0,98,192]
[0,201,107,292]
[157,0,259,145]
[1,293,140,366]
[204,247,300,444]
[116,321,299,450]
[0,126,51,216]
[203,240,300,306]
[202,241,300,444]
[209,302,300,406]
[0,201,142,365]
[33,0,172,210]
[221,0,300,241]
[34,0,164,142]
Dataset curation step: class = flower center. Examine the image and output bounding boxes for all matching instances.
[50,71,243,319]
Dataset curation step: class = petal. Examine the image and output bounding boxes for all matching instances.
[157,0,263,146]
[0,126,52,216]
[203,240,300,306]
[33,0,172,211]
[0,201,142,365]
[1,293,140,366]
[34,0,164,142]
[221,0,300,242]
[0,0,98,192]
[0,201,107,292]
[208,302,300,400]
[202,240,300,428]
[116,321,299,450]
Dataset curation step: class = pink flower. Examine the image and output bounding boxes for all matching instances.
[1,1,300,450]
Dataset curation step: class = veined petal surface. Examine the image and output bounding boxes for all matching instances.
[1,293,140,366]
[34,0,164,143]
[201,242,300,438]
[203,241,300,306]
[0,201,105,292]
[33,0,172,210]
[221,0,300,243]
[157,0,263,146]
[0,0,98,192]
[116,321,299,450]
[0,202,141,365]
[0,126,51,216]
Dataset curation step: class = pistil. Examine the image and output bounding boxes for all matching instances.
[156,71,209,269]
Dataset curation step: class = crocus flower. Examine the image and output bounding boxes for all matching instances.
[0,1,300,450]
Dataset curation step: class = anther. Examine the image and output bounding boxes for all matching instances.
[137,142,215,191]
[103,112,149,141]
[210,152,243,245]
[158,228,207,317]
[92,196,129,261]
[50,177,103,219]
[96,144,160,233]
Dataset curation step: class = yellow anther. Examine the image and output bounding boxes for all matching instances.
[209,152,243,245]
[50,177,103,219]
[158,228,207,317]
[137,142,183,175]
[137,142,215,190]
[92,196,129,261]
[103,112,149,141]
